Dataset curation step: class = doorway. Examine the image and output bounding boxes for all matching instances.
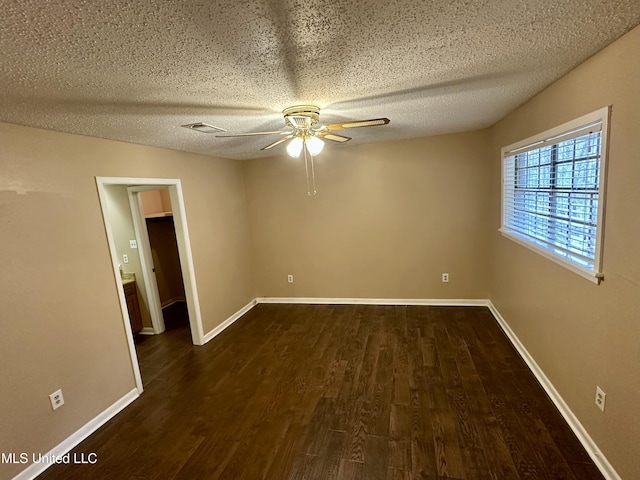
[139,188,189,337]
[96,177,204,394]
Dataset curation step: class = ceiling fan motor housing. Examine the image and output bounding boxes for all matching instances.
[283,105,321,131]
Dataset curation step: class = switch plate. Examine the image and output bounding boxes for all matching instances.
[123,254,129,264]
[442,273,449,283]
[595,386,606,412]
[287,274,294,283]
[129,240,138,249]
[49,389,64,411]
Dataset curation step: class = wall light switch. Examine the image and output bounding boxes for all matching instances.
[595,386,606,412]
[129,240,138,249]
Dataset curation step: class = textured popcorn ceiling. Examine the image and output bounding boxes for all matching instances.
[1,1,639,160]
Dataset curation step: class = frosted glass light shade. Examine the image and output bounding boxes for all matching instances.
[306,136,325,156]
[286,137,304,158]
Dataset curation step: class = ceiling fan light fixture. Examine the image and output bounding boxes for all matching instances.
[195,106,390,192]
[286,136,304,158]
[305,136,324,156]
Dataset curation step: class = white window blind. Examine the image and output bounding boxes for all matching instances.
[501,107,609,283]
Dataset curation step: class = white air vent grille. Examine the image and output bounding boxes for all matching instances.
[182,122,226,133]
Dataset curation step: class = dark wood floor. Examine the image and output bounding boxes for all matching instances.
[37,304,604,480]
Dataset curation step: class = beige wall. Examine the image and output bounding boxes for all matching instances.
[104,185,153,328]
[140,188,172,216]
[0,124,255,478]
[488,26,640,479]
[243,130,493,299]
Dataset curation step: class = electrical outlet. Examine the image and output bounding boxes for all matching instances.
[123,254,129,264]
[49,389,64,411]
[442,273,449,283]
[287,274,294,283]
[129,239,138,249]
[595,386,606,412]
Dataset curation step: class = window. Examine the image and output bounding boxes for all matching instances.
[501,107,609,283]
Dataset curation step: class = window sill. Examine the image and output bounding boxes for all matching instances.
[499,229,603,285]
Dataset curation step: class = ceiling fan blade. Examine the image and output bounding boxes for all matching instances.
[326,118,390,130]
[261,135,293,150]
[215,130,291,138]
[318,132,352,143]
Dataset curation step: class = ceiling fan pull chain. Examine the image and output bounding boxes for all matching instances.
[310,150,317,195]
[303,143,312,196]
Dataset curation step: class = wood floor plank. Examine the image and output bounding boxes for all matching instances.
[472,412,521,480]
[336,458,364,480]
[409,389,438,477]
[287,453,317,480]
[488,393,553,480]
[313,429,346,479]
[388,438,411,471]
[389,404,410,441]
[265,425,306,480]
[446,388,493,479]
[126,428,205,480]
[35,304,606,480]
[370,345,393,436]
[391,336,411,406]
[363,435,389,479]
[431,409,467,479]
[345,397,369,463]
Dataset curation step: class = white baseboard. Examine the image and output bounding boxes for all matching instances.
[138,327,155,335]
[12,388,139,480]
[161,297,186,309]
[201,298,258,344]
[486,301,620,480]
[255,297,490,306]
[200,297,487,346]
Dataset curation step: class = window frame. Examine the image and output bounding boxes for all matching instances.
[500,106,610,284]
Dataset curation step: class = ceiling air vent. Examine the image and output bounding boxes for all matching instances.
[181,122,226,133]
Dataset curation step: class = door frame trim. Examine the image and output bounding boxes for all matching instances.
[95,176,205,393]
[127,186,166,335]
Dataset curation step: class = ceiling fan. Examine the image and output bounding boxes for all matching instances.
[213,105,390,195]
